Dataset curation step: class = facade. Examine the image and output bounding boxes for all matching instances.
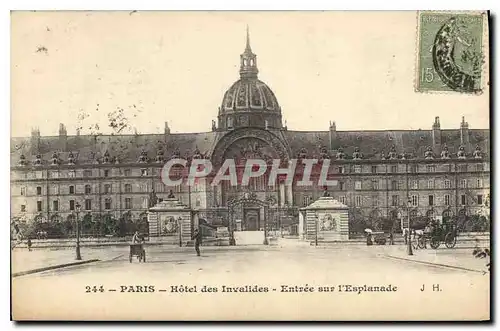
[10,31,490,236]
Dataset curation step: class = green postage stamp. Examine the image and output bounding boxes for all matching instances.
[416,11,486,93]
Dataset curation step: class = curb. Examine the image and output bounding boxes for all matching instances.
[384,255,487,274]
[12,259,100,278]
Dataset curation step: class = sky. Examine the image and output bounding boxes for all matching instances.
[10,11,490,137]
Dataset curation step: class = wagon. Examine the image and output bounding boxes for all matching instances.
[129,244,146,263]
[417,222,457,249]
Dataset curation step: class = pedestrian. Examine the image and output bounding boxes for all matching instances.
[192,228,202,256]
[27,238,32,252]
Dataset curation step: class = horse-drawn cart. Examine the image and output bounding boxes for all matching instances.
[129,244,146,263]
[416,221,457,249]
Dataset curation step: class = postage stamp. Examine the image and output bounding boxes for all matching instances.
[416,11,486,94]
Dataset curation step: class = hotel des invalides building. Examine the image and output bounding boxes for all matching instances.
[10,32,490,241]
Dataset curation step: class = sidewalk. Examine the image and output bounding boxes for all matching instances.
[379,244,490,273]
[11,247,124,275]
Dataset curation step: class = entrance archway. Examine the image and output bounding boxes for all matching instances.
[227,193,273,245]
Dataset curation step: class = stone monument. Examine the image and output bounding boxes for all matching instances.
[300,196,349,242]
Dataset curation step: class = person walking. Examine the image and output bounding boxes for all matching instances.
[27,238,32,252]
[192,228,202,256]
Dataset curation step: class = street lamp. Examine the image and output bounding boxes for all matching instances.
[315,212,319,246]
[407,198,413,256]
[75,202,82,260]
[263,209,269,245]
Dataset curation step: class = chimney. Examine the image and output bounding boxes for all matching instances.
[59,123,68,151]
[30,127,40,155]
[460,116,470,147]
[329,121,337,149]
[432,116,441,150]
[164,121,171,143]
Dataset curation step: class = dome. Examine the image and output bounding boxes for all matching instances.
[217,27,283,130]
[220,79,280,113]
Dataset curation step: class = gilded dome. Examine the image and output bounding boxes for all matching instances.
[217,27,283,130]
[220,79,280,113]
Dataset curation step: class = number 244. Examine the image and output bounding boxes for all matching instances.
[85,286,105,293]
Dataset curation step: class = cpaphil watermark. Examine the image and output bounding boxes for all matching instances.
[160,159,339,187]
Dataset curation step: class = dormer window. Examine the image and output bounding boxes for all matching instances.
[388,146,397,160]
[34,154,42,166]
[473,145,482,159]
[138,150,148,163]
[68,152,76,165]
[50,152,60,166]
[440,145,450,159]
[424,146,434,160]
[18,154,27,166]
[352,147,362,160]
[336,147,345,160]
[192,147,202,159]
[297,148,307,159]
[457,145,466,159]
[103,150,111,164]
[155,149,165,163]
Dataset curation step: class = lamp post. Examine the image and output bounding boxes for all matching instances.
[315,212,319,246]
[263,208,269,245]
[406,198,413,256]
[75,202,82,260]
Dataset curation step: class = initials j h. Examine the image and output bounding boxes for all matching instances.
[420,284,441,292]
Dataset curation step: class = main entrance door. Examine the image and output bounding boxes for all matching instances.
[243,208,260,231]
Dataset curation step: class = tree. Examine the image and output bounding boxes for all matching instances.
[472,241,490,272]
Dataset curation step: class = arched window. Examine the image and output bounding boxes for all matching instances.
[85,184,91,194]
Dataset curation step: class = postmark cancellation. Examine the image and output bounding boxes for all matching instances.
[416,11,487,94]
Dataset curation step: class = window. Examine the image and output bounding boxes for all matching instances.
[411,195,418,207]
[155,182,165,192]
[125,184,132,193]
[426,165,436,172]
[339,196,346,204]
[52,200,59,211]
[391,195,399,207]
[104,184,112,194]
[372,180,379,190]
[20,205,26,212]
[476,164,484,172]
[354,165,361,173]
[372,197,379,207]
[339,181,345,191]
[124,169,131,177]
[338,166,344,174]
[68,170,76,178]
[461,195,466,206]
[391,180,398,191]
[477,195,483,205]
[410,164,417,173]
[411,181,419,190]
[460,179,467,189]
[141,168,148,176]
[104,169,110,177]
[85,185,91,194]
[36,186,42,195]
[20,187,26,196]
[69,185,75,194]
[196,198,201,207]
[444,180,451,189]
[445,194,450,206]
[69,200,75,211]
[51,185,59,195]
[141,183,148,193]
[142,197,149,209]
[37,201,42,212]
[83,170,92,177]
[105,198,112,210]
[35,171,43,179]
[85,199,92,210]
[355,196,362,206]
[125,198,132,209]
[427,179,434,189]
[428,195,434,206]
[390,165,397,173]
[50,171,59,178]
[371,166,377,174]
[355,181,362,190]
[476,179,482,188]
[458,164,467,172]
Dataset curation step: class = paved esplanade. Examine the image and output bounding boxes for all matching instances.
[12,244,489,320]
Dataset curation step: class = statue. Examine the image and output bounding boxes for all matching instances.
[323,186,331,197]
[149,189,158,208]
[212,120,216,131]
[167,189,175,199]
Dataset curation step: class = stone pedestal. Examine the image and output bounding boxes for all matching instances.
[301,196,349,242]
[148,198,192,246]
